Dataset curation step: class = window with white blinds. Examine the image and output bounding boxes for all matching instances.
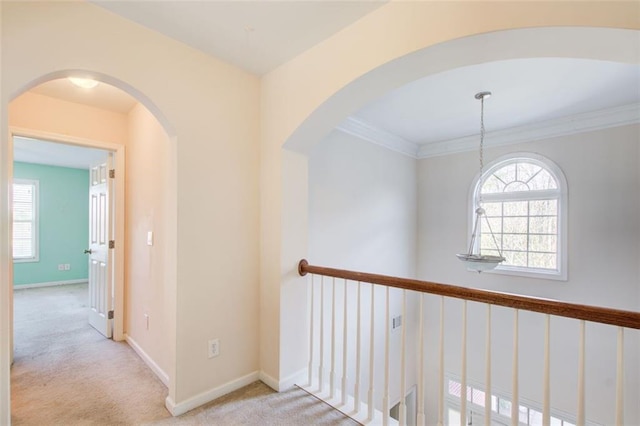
[13,179,39,262]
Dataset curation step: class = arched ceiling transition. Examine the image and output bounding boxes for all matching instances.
[284,27,640,158]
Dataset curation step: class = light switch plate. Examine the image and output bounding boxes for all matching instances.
[147,231,153,246]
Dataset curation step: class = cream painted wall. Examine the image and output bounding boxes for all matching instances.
[308,130,418,408]
[9,92,128,145]
[260,1,640,385]
[126,103,173,380]
[1,0,260,413]
[417,125,640,424]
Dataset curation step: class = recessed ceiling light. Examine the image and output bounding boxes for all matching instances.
[68,77,99,89]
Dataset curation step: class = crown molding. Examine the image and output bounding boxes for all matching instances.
[337,104,640,160]
[417,103,640,159]
[336,116,418,158]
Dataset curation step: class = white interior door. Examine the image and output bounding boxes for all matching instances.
[87,155,114,338]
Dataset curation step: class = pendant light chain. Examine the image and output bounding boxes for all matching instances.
[478,93,486,206]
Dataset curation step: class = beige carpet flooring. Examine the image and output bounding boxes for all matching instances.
[11,283,358,425]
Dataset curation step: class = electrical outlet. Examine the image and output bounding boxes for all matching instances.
[208,339,220,359]
[144,313,149,330]
[392,315,402,331]
[64,264,71,270]
[58,264,64,271]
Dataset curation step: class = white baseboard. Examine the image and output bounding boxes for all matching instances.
[13,279,88,290]
[125,334,169,387]
[165,370,260,416]
[259,368,307,392]
[259,371,279,391]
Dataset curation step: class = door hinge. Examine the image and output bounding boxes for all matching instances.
[108,310,114,320]
[109,169,115,179]
[109,240,115,249]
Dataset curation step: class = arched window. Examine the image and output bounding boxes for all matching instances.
[472,153,567,280]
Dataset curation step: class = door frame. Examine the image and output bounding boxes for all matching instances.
[8,126,126,346]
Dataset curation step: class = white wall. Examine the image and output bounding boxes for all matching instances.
[308,130,418,409]
[309,131,417,276]
[417,124,640,425]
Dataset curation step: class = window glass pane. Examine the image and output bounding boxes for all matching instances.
[480,234,501,250]
[12,181,37,261]
[491,395,498,412]
[529,252,557,269]
[517,162,542,183]
[529,169,558,190]
[504,181,529,192]
[503,217,528,233]
[482,217,502,234]
[530,217,557,234]
[503,201,528,217]
[504,250,527,267]
[472,388,485,407]
[530,199,557,216]
[529,235,557,253]
[550,417,563,426]
[480,248,500,257]
[13,239,32,258]
[529,409,543,426]
[13,202,33,220]
[13,222,32,238]
[519,405,529,424]
[498,399,511,417]
[448,380,461,397]
[494,164,516,185]
[503,234,527,251]
[482,202,502,217]
[481,175,505,194]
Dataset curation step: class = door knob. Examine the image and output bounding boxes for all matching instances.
[84,249,92,254]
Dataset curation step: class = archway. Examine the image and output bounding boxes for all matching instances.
[1,70,178,420]
[273,27,640,420]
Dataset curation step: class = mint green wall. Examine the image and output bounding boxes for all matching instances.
[13,162,89,286]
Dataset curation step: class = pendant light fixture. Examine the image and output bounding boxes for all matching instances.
[456,91,505,272]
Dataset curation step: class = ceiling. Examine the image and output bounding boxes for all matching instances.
[13,3,640,166]
[31,78,137,114]
[91,0,387,76]
[13,137,109,170]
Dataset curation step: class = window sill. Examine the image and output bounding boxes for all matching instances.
[477,265,567,281]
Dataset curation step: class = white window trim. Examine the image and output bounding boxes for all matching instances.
[468,152,568,281]
[13,178,39,263]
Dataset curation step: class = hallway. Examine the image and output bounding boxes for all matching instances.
[11,284,357,425]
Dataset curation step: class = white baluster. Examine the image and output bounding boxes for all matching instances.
[511,310,519,426]
[308,274,315,387]
[461,300,467,426]
[485,304,492,426]
[399,290,407,426]
[319,276,324,393]
[383,286,390,426]
[354,281,362,414]
[577,320,585,426]
[330,277,336,400]
[417,294,425,426]
[438,296,445,426]
[368,284,376,422]
[543,315,550,426]
[615,327,624,426]
[341,279,349,406]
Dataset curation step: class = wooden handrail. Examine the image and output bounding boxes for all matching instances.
[298,259,640,330]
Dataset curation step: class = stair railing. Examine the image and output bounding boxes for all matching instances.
[297,259,640,426]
